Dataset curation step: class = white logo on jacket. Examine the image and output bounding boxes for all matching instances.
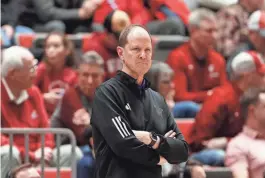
[112,116,131,138]
[31,110,38,119]
[208,64,220,78]
[125,103,131,111]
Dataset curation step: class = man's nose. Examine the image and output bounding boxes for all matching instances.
[139,51,146,59]
[88,75,93,84]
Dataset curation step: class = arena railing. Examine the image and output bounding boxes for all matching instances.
[1,128,77,178]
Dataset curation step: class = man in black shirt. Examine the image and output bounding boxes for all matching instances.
[91,24,189,178]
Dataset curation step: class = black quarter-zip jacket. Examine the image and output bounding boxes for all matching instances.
[91,71,189,178]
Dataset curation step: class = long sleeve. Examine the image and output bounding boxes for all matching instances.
[167,51,208,102]
[217,54,228,86]
[32,0,80,22]
[91,86,160,166]
[59,88,91,145]
[188,90,227,152]
[33,87,55,149]
[1,0,27,27]
[225,139,249,178]
[156,99,189,164]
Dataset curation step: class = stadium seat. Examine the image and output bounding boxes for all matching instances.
[15,33,91,49]
[153,35,189,61]
[81,34,93,52]
[16,34,36,48]
[205,167,233,178]
[175,119,194,139]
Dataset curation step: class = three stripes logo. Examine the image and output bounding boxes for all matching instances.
[112,116,131,138]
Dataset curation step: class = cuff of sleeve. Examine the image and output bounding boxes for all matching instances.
[157,134,169,152]
[84,126,93,139]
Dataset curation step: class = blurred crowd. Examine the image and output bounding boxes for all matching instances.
[1,0,265,178]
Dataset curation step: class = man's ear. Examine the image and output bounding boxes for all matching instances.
[117,46,124,60]
[248,104,254,118]
[188,25,198,35]
[6,68,16,79]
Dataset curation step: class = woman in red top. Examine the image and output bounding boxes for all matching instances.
[34,32,78,117]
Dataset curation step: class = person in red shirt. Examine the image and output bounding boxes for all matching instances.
[83,10,131,80]
[187,51,265,166]
[166,8,227,118]
[51,51,105,178]
[0,46,82,178]
[34,32,78,117]
[93,0,190,35]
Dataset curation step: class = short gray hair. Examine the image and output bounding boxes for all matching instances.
[240,88,265,120]
[145,61,174,91]
[188,8,216,27]
[1,46,33,77]
[80,51,104,71]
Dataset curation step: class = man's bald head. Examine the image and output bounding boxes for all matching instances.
[104,10,131,34]
[118,24,152,47]
[111,10,130,33]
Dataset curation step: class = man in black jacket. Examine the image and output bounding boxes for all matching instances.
[91,24,189,178]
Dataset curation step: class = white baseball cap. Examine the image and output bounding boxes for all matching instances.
[231,51,265,76]
[248,10,265,37]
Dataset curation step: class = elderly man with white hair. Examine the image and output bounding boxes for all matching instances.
[0,46,82,178]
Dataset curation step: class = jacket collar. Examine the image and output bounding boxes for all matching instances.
[115,70,151,91]
[1,78,29,105]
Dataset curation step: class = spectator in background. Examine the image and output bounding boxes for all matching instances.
[34,32,77,117]
[216,0,264,58]
[0,46,82,178]
[145,62,175,111]
[227,10,265,74]
[18,0,103,33]
[226,89,265,178]
[140,0,189,35]
[166,8,227,118]
[7,163,40,178]
[146,62,200,118]
[51,51,105,178]
[1,0,34,48]
[83,10,131,79]
[93,0,190,35]
[188,51,265,166]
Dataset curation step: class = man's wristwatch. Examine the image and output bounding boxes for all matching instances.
[148,132,157,147]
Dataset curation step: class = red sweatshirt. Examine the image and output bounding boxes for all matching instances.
[34,62,77,116]
[93,0,150,25]
[166,42,228,103]
[60,87,91,146]
[83,32,122,79]
[93,0,189,25]
[1,83,54,162]
[187,82,245,152]
[149,0,190,25]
